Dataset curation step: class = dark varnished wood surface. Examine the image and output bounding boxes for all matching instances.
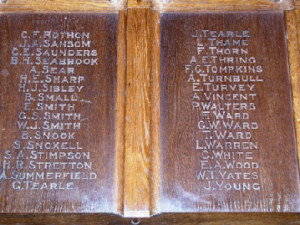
[0,213,300,224]
[159,11,300,212]
[0,13,119,213]
[0,5,299,224]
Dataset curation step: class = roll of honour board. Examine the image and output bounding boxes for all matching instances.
[158,11,300,212]
[0,4,299,221]
[0,13,119,213]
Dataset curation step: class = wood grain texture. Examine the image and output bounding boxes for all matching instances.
[0,13,121,213]
[128,0,151,8]
[295,9,300,166]
[296,10,300,51]
[158,11,299,213]
[150,9,161,216]
[286,10,300,168]
[152,0,293,11]
[0,1,299,223]
[124,8,151,217]
[0,212,300,224]
[114,10,126,214]
[0,0,124,12]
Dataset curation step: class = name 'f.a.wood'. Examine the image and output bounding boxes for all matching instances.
[0,0,299,222]
[158,11,300,212]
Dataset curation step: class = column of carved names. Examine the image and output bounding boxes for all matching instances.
[3,30,99,190]
[185,30,263,192]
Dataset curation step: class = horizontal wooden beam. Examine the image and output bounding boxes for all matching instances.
[0,0,124,12]
[152,0,293,11]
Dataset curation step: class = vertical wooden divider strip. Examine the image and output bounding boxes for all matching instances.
[124,5,151,217]
[297,10,300,48]
[150,9,161,216]
[286,10,300,166]
[115,10,126,214]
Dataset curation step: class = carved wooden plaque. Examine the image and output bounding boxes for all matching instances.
[159,11,300,212]
[0,13,118,213]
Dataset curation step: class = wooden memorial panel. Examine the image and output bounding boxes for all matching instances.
[158,11,300,212]
[0,13,120,213]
